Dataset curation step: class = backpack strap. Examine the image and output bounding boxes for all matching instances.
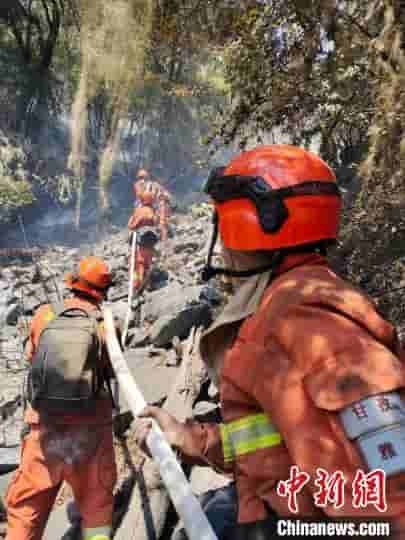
[89,311,113,404]
[50,302,69,318]
[52,305,92,318]
[105,376,117,410]
[90,310,120,411]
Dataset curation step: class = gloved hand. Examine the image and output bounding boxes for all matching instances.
[135,406,187,456]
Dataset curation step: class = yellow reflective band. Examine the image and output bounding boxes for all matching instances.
[220,413,282,463]
[83,525,111,540]
[220,423,233,462]
[43,309,55,324]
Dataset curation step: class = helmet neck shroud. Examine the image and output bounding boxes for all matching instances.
[201,211,331,282]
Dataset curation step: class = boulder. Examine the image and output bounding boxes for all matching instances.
[0,471,16,515]
[43,501,77,540]
[117,349,180,412]
[173,240,201,254]
[4,304,22,326]
[148,268,169,291]
[142,284,206,323]
[126,327,150,348]
[200,285,224,306]
[22,291,60,315]
[0,447,20,476]
[149,302,212,348]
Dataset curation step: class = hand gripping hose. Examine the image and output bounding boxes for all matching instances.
[122,231,137,349]
[102,305,218,540]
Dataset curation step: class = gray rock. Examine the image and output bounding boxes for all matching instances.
[148,268,169,291]
[109,301,129,324]
[5,304,22,326]
[173,241,201,254]
[0,282,18,307]
[108,284,129,303]
[13,278,32,289]
[0,326,18,340]
[149,302,212,348]
[0,447,20,475]
[118,349,180,411]
[200,285,224,306]
[20,296,42,314]
[126,327,150,348]
[165,348,180,367]
[107,258,128,274]
[0,471,16,500]
[22,292,60,314]
[43,500,77,540]
[142,284,206,323]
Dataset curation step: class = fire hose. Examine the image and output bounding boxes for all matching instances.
[102,305,218,540]
[121,231,137,349]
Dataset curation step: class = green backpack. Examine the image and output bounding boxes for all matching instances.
[26,303,107,414]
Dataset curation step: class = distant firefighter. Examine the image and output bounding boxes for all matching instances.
[127,168,171,291]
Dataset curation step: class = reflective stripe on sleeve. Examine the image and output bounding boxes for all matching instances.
[220,413,282,463]
[83,525,111,540]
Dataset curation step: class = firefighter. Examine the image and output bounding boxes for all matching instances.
[5,257,117,540]
[136,145,405,538]
[127,168,170,291]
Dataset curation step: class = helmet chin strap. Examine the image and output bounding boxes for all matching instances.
[201,213,283,282]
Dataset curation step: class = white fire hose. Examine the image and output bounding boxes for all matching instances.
[102,306,218,540]
[122,231,137,349]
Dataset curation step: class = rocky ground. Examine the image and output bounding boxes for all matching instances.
[0,204,230,538]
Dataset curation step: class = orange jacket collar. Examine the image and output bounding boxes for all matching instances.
[274,252,327,277]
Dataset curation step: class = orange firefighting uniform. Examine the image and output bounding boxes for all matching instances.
[180,254,405,531]
[5,296,117,540]
[128,180,170,290]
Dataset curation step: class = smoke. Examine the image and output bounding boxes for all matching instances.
[68,0,154,228]
[68,66,88,227]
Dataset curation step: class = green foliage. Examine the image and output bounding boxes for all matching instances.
[0,131,34,221]
[0,1,72,133]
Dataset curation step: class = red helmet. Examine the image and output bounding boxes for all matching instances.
[204,145,341,251]
[64,256,112,301]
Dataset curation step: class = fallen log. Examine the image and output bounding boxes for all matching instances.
[103,306,217,540]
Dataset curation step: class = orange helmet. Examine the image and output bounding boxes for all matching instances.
[201,145,341,281]
[64,256,112,301]
[204,144,341,251]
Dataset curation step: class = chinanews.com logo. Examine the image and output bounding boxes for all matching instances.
[277,520,391,537]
